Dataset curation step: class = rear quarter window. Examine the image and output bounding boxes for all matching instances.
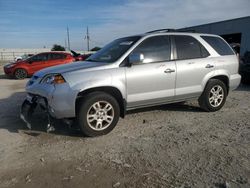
[201,36,235,56]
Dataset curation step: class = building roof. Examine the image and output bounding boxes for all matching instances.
[178,16,250,30]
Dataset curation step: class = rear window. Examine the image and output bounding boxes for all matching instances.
[201,36,234,56]
[175,35,210,60]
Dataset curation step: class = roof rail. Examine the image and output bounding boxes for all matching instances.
[146,29,176,34]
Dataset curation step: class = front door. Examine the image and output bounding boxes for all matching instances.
[28,53,49,74]
[125,35,176,108]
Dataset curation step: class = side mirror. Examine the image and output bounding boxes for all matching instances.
[128,53,144,65]
[27,59,33,64]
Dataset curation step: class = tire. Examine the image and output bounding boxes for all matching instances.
[77,92,120,137]
[14,68,28,79]
[198,79,227,112]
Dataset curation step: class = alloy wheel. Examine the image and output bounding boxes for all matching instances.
[86,101,114,131]
[209,85,224,107]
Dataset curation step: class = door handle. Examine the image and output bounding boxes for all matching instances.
[164,68,175,73]
[205,64,214,68]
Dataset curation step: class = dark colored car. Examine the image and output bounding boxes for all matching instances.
[239,51,250,84]
[4,52,75,79]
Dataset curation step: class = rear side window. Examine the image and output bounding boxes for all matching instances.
[49,53,66,60]
[175,35,209,60]
[131,35,171,63]
[201,36,234,56]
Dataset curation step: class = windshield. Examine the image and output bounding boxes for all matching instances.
[87,36,141,63]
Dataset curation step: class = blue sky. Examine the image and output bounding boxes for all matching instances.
[0,0,250,50]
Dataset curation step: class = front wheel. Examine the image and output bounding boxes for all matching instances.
[77,92,120,137]
[14,68,28,79]
[198,79,227,112]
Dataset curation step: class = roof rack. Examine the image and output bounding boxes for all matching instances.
[146,29,176,34]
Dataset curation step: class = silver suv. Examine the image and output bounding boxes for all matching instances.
[21,30,241,136]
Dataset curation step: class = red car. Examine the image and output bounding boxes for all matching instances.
[70,50,92,61]
[4,52,75,79]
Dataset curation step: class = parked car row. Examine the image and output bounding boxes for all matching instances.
[3,51,92,79]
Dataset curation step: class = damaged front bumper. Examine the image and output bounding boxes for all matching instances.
[20,94,54,131]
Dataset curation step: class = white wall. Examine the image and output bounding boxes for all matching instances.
[0,48,51,61]
[0,48,94,61]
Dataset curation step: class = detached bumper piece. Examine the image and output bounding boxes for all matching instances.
[20,94,55,132]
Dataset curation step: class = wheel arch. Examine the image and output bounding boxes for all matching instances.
[205,75,229,95]
[76,86,126,118]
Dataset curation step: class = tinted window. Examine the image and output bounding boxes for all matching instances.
[131,36,171,63]
[30,54,48,61]
[175,35,209,60]
[49,53,66,60]
[201,36,234,56]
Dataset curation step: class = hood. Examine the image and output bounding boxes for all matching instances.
[34,61,109,77]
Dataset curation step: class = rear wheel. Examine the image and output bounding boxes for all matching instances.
[198,79,227,112]
[14,68,28,79]
[77,92,120,137]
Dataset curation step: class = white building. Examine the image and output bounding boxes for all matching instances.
[179,16,250,56]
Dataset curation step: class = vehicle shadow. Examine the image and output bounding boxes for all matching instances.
[127,102,203,115]
[0,91,83,137]
[0,74,12,79]
[0,73,32,80]
[236,83,250,91]
[0,92,204,138]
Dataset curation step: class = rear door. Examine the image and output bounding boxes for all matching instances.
[173,35,214,100]
[46,53,67,67]
[125,35,176,108]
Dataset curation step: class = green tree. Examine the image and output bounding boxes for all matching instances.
[51,44,65,51]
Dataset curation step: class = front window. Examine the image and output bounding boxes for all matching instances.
[130,35,171,64]
[87,36,141,63]
[29,54,48,62]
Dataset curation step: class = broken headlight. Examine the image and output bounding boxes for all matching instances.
[40,74,66,84]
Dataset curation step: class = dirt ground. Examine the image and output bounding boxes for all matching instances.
[0,73,249,188]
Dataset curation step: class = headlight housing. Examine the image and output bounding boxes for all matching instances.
[40,74,66,84]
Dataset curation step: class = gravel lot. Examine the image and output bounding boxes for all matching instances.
[0,73,249,188]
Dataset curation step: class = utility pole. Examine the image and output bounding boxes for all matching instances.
[86,27,90,51]
[64,38,67,50]
[67,26,70,51]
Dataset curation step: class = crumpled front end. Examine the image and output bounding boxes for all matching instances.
[20,73,78,130]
